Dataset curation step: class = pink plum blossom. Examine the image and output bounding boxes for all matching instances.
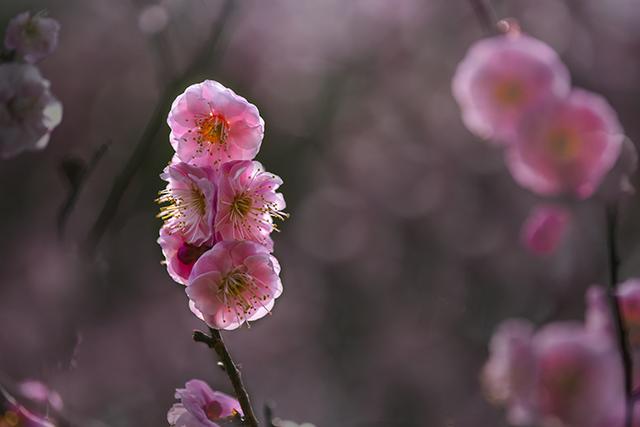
[618,279,640,388]
[4,12,60,64]
[481,319,537,425]
[484,315,625,426]
[186,240,282,330]
[520,204,571,255]
[157,162,217,245]
[506,89,624,199]
[167,80,264,167]
[452,34,570,143]
[532,323,623,427]
[167,379,241,427]
[158,226,213,285]
[0,63,62,159]
[215,160,287,251]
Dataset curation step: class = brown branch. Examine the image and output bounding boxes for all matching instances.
[193,329,260,427]
[84,0,236,252]
[606,204,634,427]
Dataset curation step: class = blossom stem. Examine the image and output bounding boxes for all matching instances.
[467,0,498,34]
[193,329,260,426]
[606,204,634,427]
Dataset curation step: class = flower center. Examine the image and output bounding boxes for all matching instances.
[204,401,223,421]
[231,193,253,218]
[157,186,206,227]
[494,80,525,107]
[546,128,581,161]
[197,113,229,146]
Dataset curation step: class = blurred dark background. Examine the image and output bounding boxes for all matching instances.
[2,0,640,425]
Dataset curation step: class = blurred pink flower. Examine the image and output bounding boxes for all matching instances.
[168,80,264,168]
[520,204,571,255]
[186,240,282,330]
[481,319,537,425]
[18,380,63,412]
[215,160,287,251]
[157,162,217,245]
[533,323,623,427]
[585,286,615,343]
[452,34,570,143]
[0,63,62,159]
[158,226,213,285]
[1,393,55,427]
[167,379,241,427]
[4,12,60,64]
[484,316,624,426]
[506,89,624,199]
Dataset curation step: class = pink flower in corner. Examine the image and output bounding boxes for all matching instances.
[167,379,241,427]
[506,89,624,199]
[168,80,264,167]
[482,319,537,425]
[4,11,60,64]
[158,226,213,285]
[186,240,282,330]
[452,34,570,143]
[0,63,62,159]
[533,323,623,427]
[215,160,287,251]
[157,162,216,245]
[520,204,571,255]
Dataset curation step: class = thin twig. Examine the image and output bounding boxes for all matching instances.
[466,0,497,34]
[606,205,634,427]
[84,0,236,252]
[193,329,260,427]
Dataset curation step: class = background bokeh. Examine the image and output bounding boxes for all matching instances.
[2,0,640,425]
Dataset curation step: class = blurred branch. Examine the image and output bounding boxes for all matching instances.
[606,204,634,427]
[193,329,260,427]
[466,0,497,34]
[57,143,110,238]
[84,0,236,253]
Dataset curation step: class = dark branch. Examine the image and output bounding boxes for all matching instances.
[84,0,236,252]
[193,329,260,427]
[466,0,497,34]
[606,204,634,427]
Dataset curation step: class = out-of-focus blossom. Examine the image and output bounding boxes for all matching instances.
[186,240,282,330]
[482,319,537,425]
[0,63,62,159]
[215,160,287,251]
[585,285,615,342]
[506,89,624,199]
[167,80,264,167]
[533,323,623,427]
[452,34,570,143]
[4,12,60,64]
[157,162,216,245]
[520,204,571,255]
[18,380,63,412]
[167,379,241,427]
[484,315,624,426]
[158,226,212,285]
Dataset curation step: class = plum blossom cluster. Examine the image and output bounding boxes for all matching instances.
[157,79,286,331]
[0,11,62,159]
[482,284,640,427]
[453,32,634,255]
